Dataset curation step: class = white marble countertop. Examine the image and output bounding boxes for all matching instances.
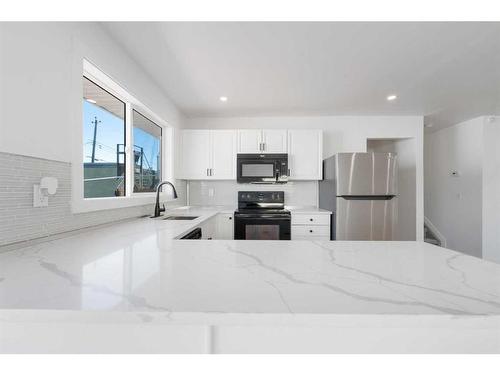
[1,205,500,326]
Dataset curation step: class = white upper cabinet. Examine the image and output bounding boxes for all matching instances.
[237,129,262,153]
[210,130,237,179]
[179,129,322,181]
[237,129,287,153]
[179,130,211,179]
[288,129,323,180]
[179,129,236,180]
[261,129,287,153]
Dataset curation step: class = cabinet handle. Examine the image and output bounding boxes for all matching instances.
[207,168,209,176]
[288,168,291,176]
[262,142,265,151]
[309,229,313,233]
[229,217,232,220]
[210,168,213,176]
[309,218,313,222]
[259,143,263,151]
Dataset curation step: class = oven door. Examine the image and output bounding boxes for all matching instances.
[234,214,291,240]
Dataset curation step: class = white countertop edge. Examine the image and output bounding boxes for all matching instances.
[286,206,332,214]
[1,310,499,327]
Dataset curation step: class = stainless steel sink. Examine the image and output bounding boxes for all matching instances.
[162,216,199,221]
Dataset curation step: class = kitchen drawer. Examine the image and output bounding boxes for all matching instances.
[291,214,330,226]
[291,225,330,237]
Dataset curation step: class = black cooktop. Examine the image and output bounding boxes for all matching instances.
[235,208,290,215]
[236,191,288,216]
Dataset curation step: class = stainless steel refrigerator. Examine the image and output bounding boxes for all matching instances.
[319,152,398,240]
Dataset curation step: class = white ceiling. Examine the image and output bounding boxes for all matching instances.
[102,22,500,130]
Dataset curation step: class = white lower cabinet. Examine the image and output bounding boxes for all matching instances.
[199,217,216,240]
[216,213,234,239]
[291,213,330,240]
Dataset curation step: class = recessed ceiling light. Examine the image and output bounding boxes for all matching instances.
[219,96,228,102]
[86,98,97,104]
[386,95,397,101]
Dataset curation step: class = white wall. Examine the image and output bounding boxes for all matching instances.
[424,117,483,257]
[0,23,186,246]
[0,22,184,162]
[483,116,500,263]
[185,116,424,240]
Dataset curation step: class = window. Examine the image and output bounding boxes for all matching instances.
[75,60,171,213]
[132,110,162,193]
[83,77,126,198]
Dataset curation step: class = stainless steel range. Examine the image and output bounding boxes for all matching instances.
[234,191,291,240]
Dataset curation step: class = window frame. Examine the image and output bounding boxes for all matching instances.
[130,107,163,195]
[71,59,174,213]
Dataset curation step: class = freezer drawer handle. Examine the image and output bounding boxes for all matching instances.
[339,195,396,200]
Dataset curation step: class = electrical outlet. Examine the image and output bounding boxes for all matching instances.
[33,184,48,207]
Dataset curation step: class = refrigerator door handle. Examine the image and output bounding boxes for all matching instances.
[338,195,396,200]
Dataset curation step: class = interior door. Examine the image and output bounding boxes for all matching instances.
[288,129,322,180]
[335,197,397,240]
[210,130,236,179]
[261,130,287,153]
[179,130,210,179]
[237,129,262,153]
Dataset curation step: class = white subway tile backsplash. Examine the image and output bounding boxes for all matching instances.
[0,152,186,248]
[188,180,318,207]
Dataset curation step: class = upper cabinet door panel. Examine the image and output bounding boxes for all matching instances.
[262,129,287,153]
[179,130,211,179]
[211,130,237,179]
[288,129,323,180]
[237,129,262,153]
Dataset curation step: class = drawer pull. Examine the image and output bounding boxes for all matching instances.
[309,218,313,221]
[309,229,313,233]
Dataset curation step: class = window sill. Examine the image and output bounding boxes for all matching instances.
[71,193,176,214]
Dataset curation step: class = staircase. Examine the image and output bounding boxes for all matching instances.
[424,223,443,246]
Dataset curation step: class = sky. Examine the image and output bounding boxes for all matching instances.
[83,100,160,170]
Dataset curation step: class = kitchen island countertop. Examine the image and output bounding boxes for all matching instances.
[1,205,500,321]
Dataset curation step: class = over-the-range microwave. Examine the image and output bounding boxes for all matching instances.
[236,153,288,184]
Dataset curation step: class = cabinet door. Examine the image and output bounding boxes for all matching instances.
[216,213,234,239]
[179,130,211,179]
[288,130,323,180]
[237,129,262,153]
[262,129,287,153]
[199,217,216,240]
[210,130,236,179]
